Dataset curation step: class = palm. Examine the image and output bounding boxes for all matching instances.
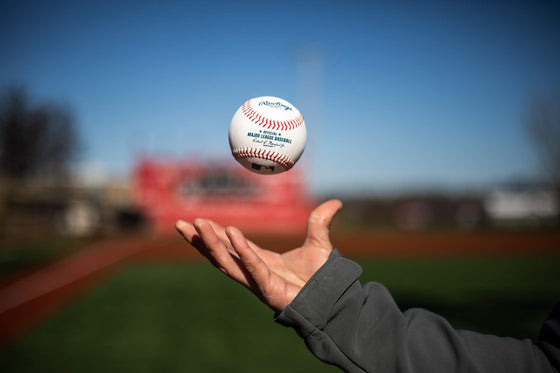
[176,199,342,312]
[254,245,332,309]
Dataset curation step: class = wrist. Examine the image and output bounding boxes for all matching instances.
[275,249,362,330]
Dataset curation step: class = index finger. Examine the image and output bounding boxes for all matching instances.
[189,219,251,287]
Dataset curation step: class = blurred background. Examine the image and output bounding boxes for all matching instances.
[1,1,559,372]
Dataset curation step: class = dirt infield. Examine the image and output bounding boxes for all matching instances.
[1,229,559,347]
[331,229,560,258]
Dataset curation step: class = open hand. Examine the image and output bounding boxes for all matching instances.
[175,199,343,312]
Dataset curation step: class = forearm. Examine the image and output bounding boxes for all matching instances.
[275,250,556,373]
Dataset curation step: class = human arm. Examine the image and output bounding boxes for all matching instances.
[275,249,559,373]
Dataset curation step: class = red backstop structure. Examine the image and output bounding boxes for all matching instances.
[133,158,315,234]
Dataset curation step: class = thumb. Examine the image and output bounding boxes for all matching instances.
[303,199,343,250]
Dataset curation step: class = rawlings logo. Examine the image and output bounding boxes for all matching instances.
[258,100,292,111]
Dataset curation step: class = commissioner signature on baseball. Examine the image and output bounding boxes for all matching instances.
[252,138,285,148]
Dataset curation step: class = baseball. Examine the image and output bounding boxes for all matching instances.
[229,96,307,175]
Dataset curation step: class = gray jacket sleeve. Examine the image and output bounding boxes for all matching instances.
[275,249,559,373]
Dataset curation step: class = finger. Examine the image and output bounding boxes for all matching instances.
[176,219,221,256]
[206,219,262,254]
[175,220,199,244]
[191,219,250,287]
[225,226,271,296]
[303,199,343,250]
[204,220,235,253]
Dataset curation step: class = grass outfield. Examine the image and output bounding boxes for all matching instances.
[0,237,87,278]
[1,255,559,373]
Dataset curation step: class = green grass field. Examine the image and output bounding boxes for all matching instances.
[1,254,559,373]
[0,237,87,278]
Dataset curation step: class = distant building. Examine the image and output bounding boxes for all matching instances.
[133,159,315,233]
[484,184,559,226]
[339,194,486,230]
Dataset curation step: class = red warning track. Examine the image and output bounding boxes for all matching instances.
[0,234,188,348]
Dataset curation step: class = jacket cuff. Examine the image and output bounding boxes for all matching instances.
[274,248,362,336]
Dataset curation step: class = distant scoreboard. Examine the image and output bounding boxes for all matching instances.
[133,158,314,233]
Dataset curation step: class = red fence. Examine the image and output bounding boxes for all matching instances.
[133,159,315,233]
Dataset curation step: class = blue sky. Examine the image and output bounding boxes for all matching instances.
[1,0,559,195]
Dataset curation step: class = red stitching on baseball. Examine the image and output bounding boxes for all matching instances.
[241,99,304,131]
[231,148,295,170]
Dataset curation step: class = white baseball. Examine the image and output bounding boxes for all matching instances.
[229,96,306,175]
